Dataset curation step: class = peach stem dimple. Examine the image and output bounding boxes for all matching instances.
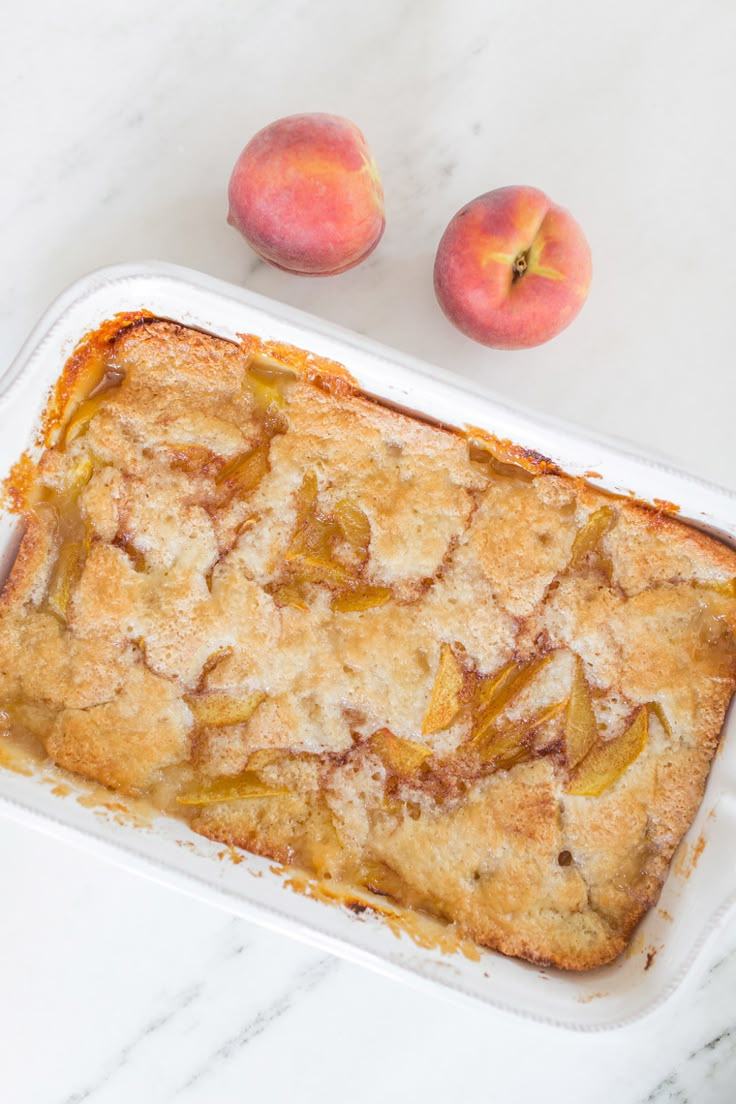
[512,252,529,282]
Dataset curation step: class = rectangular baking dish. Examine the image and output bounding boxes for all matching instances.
[1,261,735,1030]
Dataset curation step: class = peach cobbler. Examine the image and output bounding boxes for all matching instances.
[1,317,735,969]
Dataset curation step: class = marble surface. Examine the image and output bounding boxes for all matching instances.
[1,0,736,1100]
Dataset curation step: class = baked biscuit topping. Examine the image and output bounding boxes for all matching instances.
[1,319,735,969]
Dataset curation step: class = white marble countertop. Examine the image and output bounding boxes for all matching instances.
[2,1,736,1100]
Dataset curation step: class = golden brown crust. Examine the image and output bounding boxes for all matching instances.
[46,665,191,794]
[1,318,736,970]
[0,509,56,613]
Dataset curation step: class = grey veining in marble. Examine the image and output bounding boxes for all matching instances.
[1,1,736,1102]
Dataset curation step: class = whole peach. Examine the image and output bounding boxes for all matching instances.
[433,186,592,349]
[227,113,385,276]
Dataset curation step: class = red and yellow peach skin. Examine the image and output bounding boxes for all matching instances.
[228,113,385,276]
[433,186,592,349]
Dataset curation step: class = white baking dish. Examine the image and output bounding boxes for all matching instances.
[1,261,735,1030]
